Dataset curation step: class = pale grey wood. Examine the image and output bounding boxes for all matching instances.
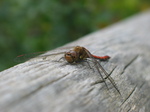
[0,10,150,112]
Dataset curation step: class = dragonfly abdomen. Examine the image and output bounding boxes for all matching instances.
[92,55,110,61]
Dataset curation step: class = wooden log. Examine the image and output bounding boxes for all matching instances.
[0,10,150,112]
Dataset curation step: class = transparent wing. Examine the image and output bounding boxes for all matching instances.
[83,48,121,95]
[15,51,46,62]
[14,51,65,63]
[14,46,76,63]
[83,48,109,91]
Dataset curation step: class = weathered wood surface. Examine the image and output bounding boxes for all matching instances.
[0,10,150,112]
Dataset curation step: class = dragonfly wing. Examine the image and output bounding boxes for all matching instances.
[15,51,65,63]
[14,51,46,62]
[83,48,121,95]
[83,48,109,91]
[96,61,121,95]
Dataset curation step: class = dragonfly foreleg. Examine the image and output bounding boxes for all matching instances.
[57,57,65,62]
[81,59,95,72]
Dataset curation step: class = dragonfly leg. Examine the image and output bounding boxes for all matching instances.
[57,57,65,62]
[80,59,95,72]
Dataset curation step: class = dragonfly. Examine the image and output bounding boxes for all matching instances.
[16,46,121,95]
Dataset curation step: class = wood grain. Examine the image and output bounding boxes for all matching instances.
[0,10,150,112]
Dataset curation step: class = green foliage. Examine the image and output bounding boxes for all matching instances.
[0,0,150,71]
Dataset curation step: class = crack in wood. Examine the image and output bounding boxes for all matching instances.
[121,55,139,75]
[27,73,69,95]
[127,106,132,112]
[90,66,117,86]
[138,82,145,89]
[84,87,95,96]
[120,86,137,107]
[5,73,69,108]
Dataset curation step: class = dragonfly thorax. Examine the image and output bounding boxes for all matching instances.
[64,46,89,63]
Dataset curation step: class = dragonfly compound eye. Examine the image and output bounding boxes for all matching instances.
[64,50,79,63]
[64,52,74,63]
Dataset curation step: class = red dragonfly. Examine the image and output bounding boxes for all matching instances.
[16,46,121,95]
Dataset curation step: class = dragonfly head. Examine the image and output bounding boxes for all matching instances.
[64,50,79,63]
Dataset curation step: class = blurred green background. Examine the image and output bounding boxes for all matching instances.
[0,0,150,71]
